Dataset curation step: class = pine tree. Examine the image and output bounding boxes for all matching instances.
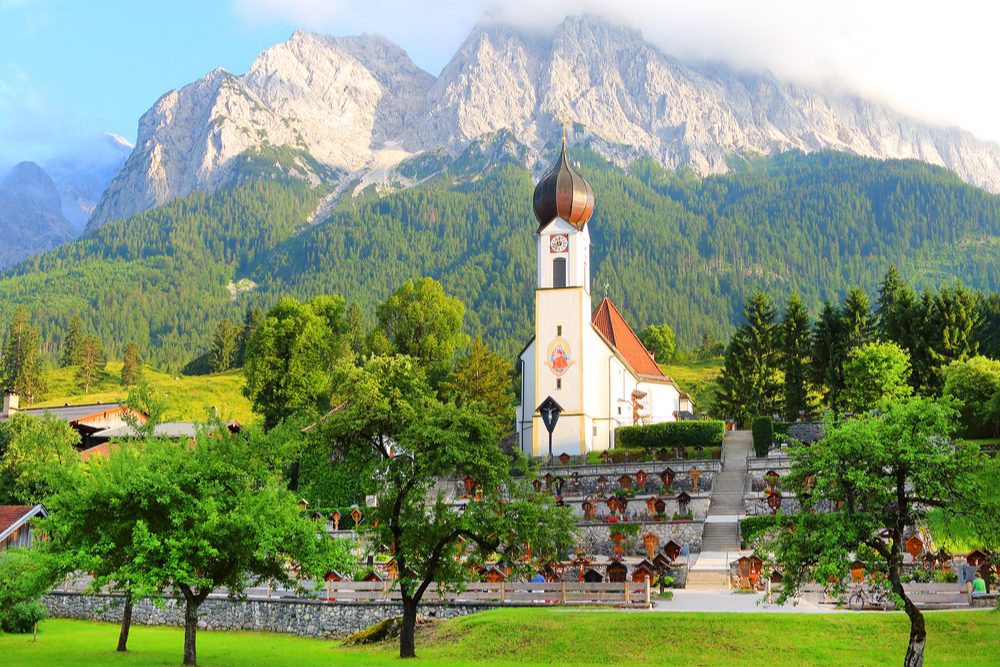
[121,342,142,386]
[440,335,514,435]
[876,265,917,351]
[211,318,240,373]
[781,293,812,421]
[842,286,874,349]
[910,290,938,394]
[236,306,264,367]
[75,335,106,394]
[345,302,367,356]
[1,305,46,401]
[61,314,84,367]
[716,291,781,426]
[811,301,846,413]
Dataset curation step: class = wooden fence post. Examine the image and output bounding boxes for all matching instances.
[624,581,631,604]
[560,580,567,605]
[645,580,651,606]
[500,582,505,604]
[383,579,389,601]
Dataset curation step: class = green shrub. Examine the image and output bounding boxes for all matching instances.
[739,515,791,548]
[934,569,958,584]
[751,416,773,457]
[1,601,48,633]
[617,421,725,450]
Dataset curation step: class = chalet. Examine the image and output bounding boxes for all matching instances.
[1,390,146,449]
[0,504,47,551]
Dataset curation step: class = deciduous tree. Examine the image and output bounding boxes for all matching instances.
[763,398,997,667]
[243,296,350,428]
[440,336,514,436]
[639,323,677,363]
[843,342,913,413]
[942,356,1000,438]
[319,355,576,658]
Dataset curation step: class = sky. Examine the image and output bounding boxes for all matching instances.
[1,0,998,170]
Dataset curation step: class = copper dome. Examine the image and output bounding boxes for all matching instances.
[532,140,595,229]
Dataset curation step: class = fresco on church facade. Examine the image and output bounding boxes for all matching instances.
[545,337,575,376]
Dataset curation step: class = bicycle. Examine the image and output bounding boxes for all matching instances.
[848,584,894,611]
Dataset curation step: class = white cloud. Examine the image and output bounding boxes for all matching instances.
[232,0,1000,143]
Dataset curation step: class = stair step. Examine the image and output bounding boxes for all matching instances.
[685,571,730,589]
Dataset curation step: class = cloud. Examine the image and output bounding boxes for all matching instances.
[231,0,1000,143]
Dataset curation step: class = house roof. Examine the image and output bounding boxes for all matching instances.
[91,422,200,440]
[6,402,132,424]
[0,504,47,542]
[591,298,665,378]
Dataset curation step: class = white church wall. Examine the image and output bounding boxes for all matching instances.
[516,340,536,456]
[536,219,588,289]
[642,380,681,424]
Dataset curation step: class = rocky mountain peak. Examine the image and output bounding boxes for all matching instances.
[0,162,75,269]
[87,14,1000,229]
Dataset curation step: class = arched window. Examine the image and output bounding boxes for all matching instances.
[553,257,567,288]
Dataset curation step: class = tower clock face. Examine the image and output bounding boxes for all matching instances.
[549,234,569,253]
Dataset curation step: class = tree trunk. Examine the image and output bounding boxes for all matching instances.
[889,562,926,667]
[399,599,418,659]
[116,589,133,652]
[182,591,201,666]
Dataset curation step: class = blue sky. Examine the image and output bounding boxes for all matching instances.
[2,0,998,169]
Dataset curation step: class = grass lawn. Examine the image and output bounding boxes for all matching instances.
[660,358,723,415]
[3,609,997,666]
[33,362,255,424]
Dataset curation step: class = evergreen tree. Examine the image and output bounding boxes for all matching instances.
[842,286,875,349]
[61,314,84,367]
[976,292,1000,360]
[210,318,240,373]
[236,306,264,367]
[716,291,781,426]
[910,290,939,394]
[345,302,367,356]
[876,265,916,350]
[1,306,45,401]
[120,343,142,386]
[440,336,515,436]
[75,335,106,394]
[811,301,846,413]
[781,294,812,421]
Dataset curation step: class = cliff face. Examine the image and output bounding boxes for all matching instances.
[0,162,75,269]
[88,16,1000,229]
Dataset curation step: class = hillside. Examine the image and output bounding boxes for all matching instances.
[1,149,998,369]
[34,362,254,424]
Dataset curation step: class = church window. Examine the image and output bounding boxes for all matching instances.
[556,379,562,390]
[557,325,562,336]
[618,407,622,415]
[553,258,567,288]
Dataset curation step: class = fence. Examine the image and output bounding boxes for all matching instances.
[319,580,651,607]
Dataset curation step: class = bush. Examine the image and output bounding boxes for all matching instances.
[751,416,773,457]
[934,569,958,584]
[1,601,48,633]
[617,421,725,451]
[739,514,792,548]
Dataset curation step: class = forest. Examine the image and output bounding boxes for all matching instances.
[0,147,997,374]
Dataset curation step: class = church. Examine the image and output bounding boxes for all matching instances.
[515,137,694,457]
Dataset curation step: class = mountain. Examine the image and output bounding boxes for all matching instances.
[4,149,998,373]
[45,133,133,232]
[88,16,1000,228]
[0,162,75,269]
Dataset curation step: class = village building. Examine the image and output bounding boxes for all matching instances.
[515,138,691,457]
[0,504,47,551]
[1,390,145,449]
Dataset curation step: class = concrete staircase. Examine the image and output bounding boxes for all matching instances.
[687,430,752,589]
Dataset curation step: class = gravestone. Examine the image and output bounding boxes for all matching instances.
[532,479,543,493]
[559,452,571,465]
[582,499,596,521]
[331,511,341,531]
[905,535,924,560]
[642,532,660,560]
[618,474,633,490]
[463,475,475,498]
[350,506,363,528]
[607,561,628,582]
[583,568,604,583]
[676,492,692,517]
[632,559,656,583]
[635,470,648,491]
[659,468,675,491]
[611,532,626,557]
[654,497,667,515]
[664,540,682,561]
[597,475,609,494]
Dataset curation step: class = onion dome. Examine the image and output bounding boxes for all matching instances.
[532,138,595,229]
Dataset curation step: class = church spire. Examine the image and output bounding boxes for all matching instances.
[532,129,595,229]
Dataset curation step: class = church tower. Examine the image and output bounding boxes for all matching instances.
[529,136,596,456]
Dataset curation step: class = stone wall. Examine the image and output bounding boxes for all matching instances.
[41,592,490,640]
[578,520,704,554]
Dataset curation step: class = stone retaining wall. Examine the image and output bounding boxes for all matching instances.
[41,592,490,640]
[578,520,704,554]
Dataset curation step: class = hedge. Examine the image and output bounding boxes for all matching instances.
[617,420,725,450]
[751,416,773,458]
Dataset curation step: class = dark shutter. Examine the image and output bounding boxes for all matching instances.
[553,257,567,288]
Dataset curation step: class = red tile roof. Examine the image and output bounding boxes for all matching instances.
[0,505,36,535]
[591,298,665,378]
